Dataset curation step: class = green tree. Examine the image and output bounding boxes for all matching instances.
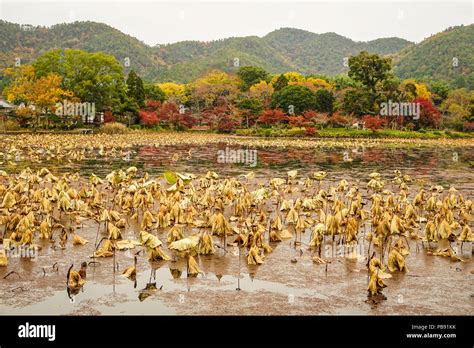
[237,97,263,127]
[429,81,451,106]
[271,85,316,115]
[237,66,269,91]
[314,89,335,113]
[342,89,373,116]
[331,75,360,90]
[273,74,289,92]
[441,88,474,127]
[348,51,392,111]
[33,49,127,112]
[126,70,145,108]
[237,97,263,114]
[144,83,166,102]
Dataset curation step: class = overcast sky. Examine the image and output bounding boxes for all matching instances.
[0,0,472,45]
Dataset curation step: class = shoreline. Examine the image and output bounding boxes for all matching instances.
[1,131,474,149]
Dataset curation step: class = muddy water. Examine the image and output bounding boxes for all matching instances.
[0,142,473,315]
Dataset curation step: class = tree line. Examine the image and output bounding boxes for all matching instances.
[2,48,473,132]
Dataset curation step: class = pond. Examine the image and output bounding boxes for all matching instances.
[0,134,473,315]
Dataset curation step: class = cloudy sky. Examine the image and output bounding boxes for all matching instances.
[0,0,472,45]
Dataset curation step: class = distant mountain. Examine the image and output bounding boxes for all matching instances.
[4,20,470,88]
[0,21,166,79]
[262,28,411,75]
[394,24,474,88]
[153,28,413,81]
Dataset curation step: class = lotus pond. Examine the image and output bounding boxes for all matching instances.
[0,133,473,315]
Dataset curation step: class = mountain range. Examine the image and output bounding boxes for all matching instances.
[0,20,472,87]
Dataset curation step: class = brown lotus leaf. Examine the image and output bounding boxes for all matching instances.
[68,270,85,288]
[73,234,89,245]
[107,223,122,240]
[388,249,408,272]
[199,231,215,255]
[0,250,8,266]
[247,245,264,265]
[148,246,170,261]
[187,255,201,276]
[167,224,184,243]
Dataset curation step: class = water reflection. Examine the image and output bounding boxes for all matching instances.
[2,144,473,185]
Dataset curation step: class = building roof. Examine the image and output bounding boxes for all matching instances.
[0,98,15,109]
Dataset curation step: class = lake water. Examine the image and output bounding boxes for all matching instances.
[0,136,473,315]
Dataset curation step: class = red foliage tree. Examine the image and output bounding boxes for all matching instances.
[157,102,179,123]
[145,100,162,110]
[180,112,197,129]
[362,115,385,132]
[104,111,115,123]
[200,98,241,131]
[138,100,162,127]
[301,110,318,121]
[257,109,287,126]
[462,121,474,132]
[413,97,441,129]
[288,116,312,127]
[327,112,350,128]
[139,110,159,126]
[217,114,238,133]
[157,102,196,130]
[304,127,317,136]
[383,115,405,130]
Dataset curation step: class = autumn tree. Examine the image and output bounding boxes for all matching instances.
[288,116,311,127]
[200,98,239,131]
[104,111,115,123]
[187,70,239,112]
[139,100,161,127]
[441,88,474,129]
[249,80,274,107]
[157,102,195,130]
[139,110,159,127]
[158,82,186,104]
[257,109,287,127]
[282,72,305,84]
[157,102,179,126]
[414,97,441,129]
[3,65,36,107]
[362,115,385,132]
[4,65,73,128]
